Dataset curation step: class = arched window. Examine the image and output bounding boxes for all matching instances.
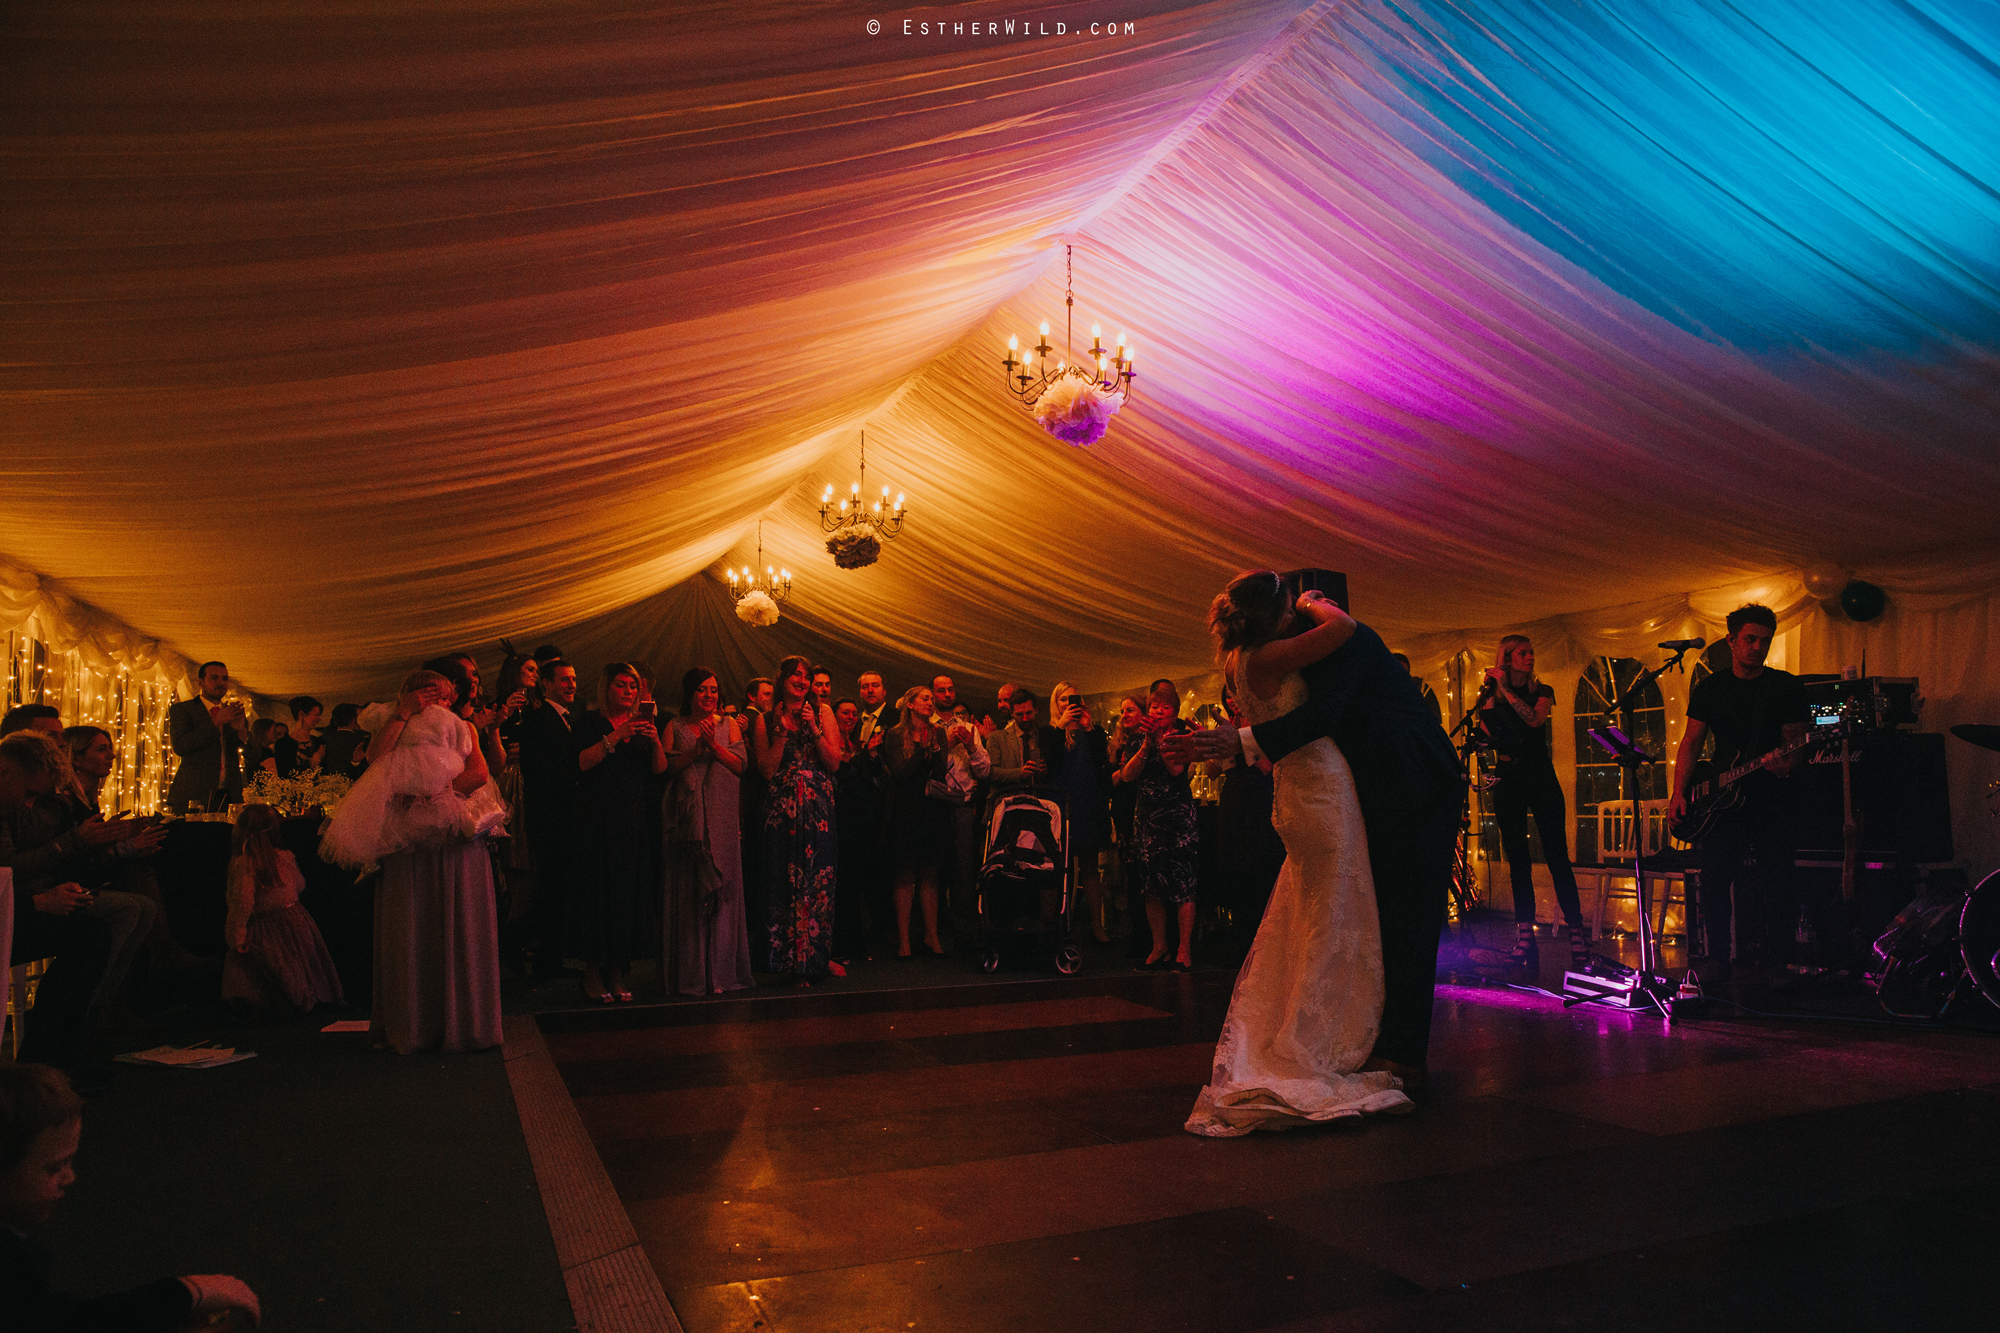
[1573,657,1667,861]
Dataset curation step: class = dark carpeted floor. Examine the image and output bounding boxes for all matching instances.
[31,1009,574,1332]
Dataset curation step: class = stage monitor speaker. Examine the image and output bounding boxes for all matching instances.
[1278,568,1349,612]
[1791,730,1951,863]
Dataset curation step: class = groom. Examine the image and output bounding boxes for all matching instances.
[1167,596,1460,1087]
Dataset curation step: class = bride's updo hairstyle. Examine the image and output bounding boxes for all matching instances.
[1208,569,1290,660]
[399,668,453,701]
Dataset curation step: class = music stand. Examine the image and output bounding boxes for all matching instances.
[1570,645,1694,1019]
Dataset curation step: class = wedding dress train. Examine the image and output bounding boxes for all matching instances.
[1185,651,1411,1135]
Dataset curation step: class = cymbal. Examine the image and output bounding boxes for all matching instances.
[1949,724,2000,753]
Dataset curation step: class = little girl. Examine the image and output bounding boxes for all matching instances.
[222,804,344,1011]
[319,669,500,868]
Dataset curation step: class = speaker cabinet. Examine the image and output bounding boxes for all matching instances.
[1791,731,1951,863]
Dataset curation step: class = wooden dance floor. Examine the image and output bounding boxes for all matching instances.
[536,965,2000,1331]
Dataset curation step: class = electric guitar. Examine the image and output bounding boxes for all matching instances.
[1670,721,1851,845]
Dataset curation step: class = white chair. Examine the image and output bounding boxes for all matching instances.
[1586,799,1689,942]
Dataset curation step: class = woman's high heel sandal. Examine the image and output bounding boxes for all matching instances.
[1507,923,1538,970]
[1567,923,1593,969]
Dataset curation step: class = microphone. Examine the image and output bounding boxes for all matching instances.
[1473,674,1500,699]
[1658,638,1705,652]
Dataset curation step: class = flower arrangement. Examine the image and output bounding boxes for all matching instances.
[735,589,781,627]
[1032,373,1122,446]
[244,765,352,818]
[826,529,881,569]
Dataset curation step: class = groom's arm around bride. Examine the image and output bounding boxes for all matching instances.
[1168,596,1461,1076]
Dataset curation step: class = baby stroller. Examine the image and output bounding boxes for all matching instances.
[977,790,1080,975]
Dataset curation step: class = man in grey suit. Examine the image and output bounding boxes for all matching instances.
[165,661,246,813]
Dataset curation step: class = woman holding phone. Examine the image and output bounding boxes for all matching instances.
[569,662,669,1003]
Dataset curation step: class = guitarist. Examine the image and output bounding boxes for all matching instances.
[1668,605,1809,981]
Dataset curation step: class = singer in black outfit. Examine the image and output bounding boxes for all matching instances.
[1477,636,1590,972]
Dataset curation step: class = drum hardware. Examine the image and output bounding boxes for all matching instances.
[1867,727,2000,1018]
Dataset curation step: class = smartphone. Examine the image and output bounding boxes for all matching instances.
[637,700,658,721]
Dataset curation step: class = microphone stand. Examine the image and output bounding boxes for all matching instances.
[1438,679,1500,976]
[1579,645,1692,1020]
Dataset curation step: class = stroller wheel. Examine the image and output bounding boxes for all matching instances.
[1055,946,1083,976]
[980,951,1002,974]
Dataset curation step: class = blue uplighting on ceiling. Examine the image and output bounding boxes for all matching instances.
[1334,0,2000,354]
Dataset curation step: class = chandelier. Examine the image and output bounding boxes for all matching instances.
[1002,243,1136,446]
[727,521,791,603]
[818,432,907,569]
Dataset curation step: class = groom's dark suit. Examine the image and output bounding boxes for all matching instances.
[1248,621,1459,1066]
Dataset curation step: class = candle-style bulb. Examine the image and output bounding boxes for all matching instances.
[895,493,904,508]
[851,481,860,494]
[881,485,889,497]
[1007,335,1018,350]
[1039,321,1050,336]
[1117,331,1126,345]
[1091,323,1101,338]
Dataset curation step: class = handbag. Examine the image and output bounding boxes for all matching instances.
[455,780,511,840]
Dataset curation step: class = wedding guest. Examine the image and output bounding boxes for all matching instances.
[0,706,61,738]
[810,667,834,705]
[518,659,580,978]
[570,662,668,1003]
[272,696,325,777]
[1048,681,1113,943]
[1108,693,1150,957]
[882,686,953,957]
[987,689,1050,793]
[248,718,283,778]
[3,733,158,1027]
[855,672,896,748]
[223,804,343,1012]
[447,650,508,780]
[367,662,503,1053]
[1119,683,1199,970]
[929,676,990,947]
[320,703,370,780]
[0,733,115,1080]
[744,677,774,716]
[61,725,194,975]
[663,668,753,995]
[755,656,843,983]
[739,675,775,963]
[983,682,1023,738]
[164,662,245,812]
[833,696,888,954]
[489,653,540,939]
[0,1064,262,1331]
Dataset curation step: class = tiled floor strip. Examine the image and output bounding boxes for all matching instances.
[503,1013,685,1333]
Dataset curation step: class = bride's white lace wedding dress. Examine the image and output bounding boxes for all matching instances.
[1185,648,1412,1135]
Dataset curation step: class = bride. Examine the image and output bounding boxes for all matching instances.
[1186,572,1411,1135]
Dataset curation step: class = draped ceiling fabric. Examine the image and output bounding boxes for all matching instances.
[5,6,1998,753]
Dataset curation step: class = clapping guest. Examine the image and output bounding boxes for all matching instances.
[62,725,197,975]
[928,676,990,949]
[489,654,540,923]
[987,689,1050,793]
[882,686,952,957]
[272,696,325,777]
[320,704,370,780]
[223,804,343,1012]
[1119,683,1199,970]
[833,696,888,956]
[755,656,843,983]
[164,661,246,812]
[570,663,669,1003]
[518,659,581,978]
[1048,682,1113,943]
[663,668,753,995]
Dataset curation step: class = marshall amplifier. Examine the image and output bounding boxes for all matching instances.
[1791,730,1951,863]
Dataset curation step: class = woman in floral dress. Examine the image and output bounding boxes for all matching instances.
[753,656,844,983]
